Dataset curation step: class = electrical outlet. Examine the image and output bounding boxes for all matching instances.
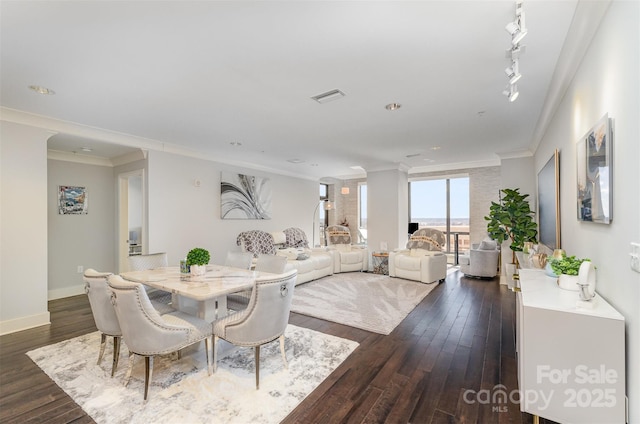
[77,265,84,274]
[630,242,640,273]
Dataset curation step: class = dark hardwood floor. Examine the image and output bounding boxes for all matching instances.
[0,270,555,423]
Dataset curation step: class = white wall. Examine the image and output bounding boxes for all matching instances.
[0,122,51,334]
[47,159,116,299]
[534,1,640,419]
[367,168,408,253]
[146,150,318,266]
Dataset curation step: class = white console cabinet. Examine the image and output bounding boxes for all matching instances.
[516,269,626,423]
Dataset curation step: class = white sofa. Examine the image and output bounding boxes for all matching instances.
[280,248,334,285]
[237,228,333,286]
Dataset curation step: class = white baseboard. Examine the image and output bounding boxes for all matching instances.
[0,311,51,335]
[48,284,85,300]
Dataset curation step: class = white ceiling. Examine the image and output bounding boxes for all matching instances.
[1,1,583,179]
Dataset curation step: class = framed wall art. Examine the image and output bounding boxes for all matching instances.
[58,186,88,214]
[220,172,272,219]
[576,113,613,224]
[537,149,560,249]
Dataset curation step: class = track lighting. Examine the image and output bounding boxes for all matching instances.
[503,84,519,102]
[503,1,527,101]
[505,1,527,45]
[505,60,522,85]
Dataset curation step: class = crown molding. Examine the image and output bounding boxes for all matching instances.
[47,150,114,167]
[495,149,534,160]
[408,158,501,174]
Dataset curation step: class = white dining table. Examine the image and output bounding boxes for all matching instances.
[120,265,257,321]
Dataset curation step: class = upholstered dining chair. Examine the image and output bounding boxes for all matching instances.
[127,252,174,314]
[83,269,121,377]
[254,254,288,273]
[213,269,297,389]
[224,251,254,270]
[227,254,287,312]
[225,251,256,312]
[107,275,213,400]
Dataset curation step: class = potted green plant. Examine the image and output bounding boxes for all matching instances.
[548,254,591,291]
[485,188,538,266]
[186,247,210,276]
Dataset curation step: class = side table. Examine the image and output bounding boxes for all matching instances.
[371,251,389,275]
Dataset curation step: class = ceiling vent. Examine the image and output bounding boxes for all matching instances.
[311,89,345,104]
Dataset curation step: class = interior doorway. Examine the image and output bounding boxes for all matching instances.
[118,170,145,272]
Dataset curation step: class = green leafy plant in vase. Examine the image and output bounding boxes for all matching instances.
[485,188,538,266]
[548,253,591,291]
[186,247,210,276]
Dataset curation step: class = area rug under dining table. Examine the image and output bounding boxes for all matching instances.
[290,269,455,335]
[27,325,357,424]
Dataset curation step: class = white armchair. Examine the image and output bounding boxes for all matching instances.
[459,240,500,278]
[389,228,448,284]
[325,225,368,273]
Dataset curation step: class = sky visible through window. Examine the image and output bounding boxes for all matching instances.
[411,178,469,219]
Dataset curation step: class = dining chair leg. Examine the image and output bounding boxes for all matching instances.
[144,356,154,401]
[97,333,107,365]
[213,335,219,372]
[279,335,288,369]
[254,345,260,390]
[111,336,121,377]
[124,352,135,387]
[205,337,212,375]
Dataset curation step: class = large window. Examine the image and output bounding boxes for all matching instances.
[409,177,469,254]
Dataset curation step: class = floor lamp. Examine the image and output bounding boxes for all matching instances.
[312,200,333,247]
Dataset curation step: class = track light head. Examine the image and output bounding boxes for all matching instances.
[503,84,519,102]
[505,60,522,84]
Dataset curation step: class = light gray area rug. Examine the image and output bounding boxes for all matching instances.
[27,325,357,424]
[291,272,446,335]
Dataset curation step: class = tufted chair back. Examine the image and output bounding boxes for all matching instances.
[127,252,173,313]
[406,228,446,252]
[128,252,168,271]
[213,269,297,389]
[225,251,254,270]
[325,225,353,245]
[107,274,213,400]
[84,268,121,376]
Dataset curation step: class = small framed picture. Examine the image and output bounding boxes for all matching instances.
[58,186,88,214]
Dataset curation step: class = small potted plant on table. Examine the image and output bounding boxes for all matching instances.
[548,253,591,291]
[186,247,210,276]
